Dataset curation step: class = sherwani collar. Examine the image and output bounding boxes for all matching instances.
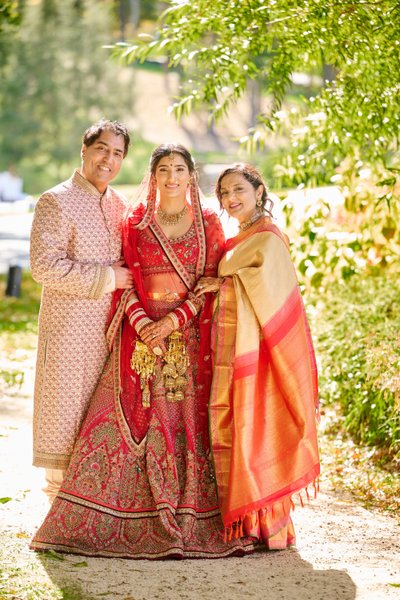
[72,169,108,199]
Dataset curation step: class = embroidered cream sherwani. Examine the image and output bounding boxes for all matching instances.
[30,170,128,469]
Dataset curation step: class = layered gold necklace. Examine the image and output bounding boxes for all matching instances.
[157,204,188,226]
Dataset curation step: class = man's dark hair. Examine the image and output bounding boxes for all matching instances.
[82,119,130,157]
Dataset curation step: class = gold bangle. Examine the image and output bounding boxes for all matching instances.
[136,317,152,333]
[166,312,179,330]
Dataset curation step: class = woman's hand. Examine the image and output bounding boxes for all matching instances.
[139,317,174,355]
[194,276,225,296]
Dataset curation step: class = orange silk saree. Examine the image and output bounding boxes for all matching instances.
[209,217,320,549]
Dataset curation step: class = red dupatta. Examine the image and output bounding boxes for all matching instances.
[107,202,224,446]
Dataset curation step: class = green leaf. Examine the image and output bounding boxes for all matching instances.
[310,272,324,288]
[43,550,65,561]
[382,226,396,240]
[72,561,88,568]
[341,266,356,281]
[376,177,396,187]
[0,497,13,504]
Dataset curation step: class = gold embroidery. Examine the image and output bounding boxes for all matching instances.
[130,341,157,407]
[162,331,190,402]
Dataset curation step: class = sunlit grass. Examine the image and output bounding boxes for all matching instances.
[0,272,40,351]
[320,406,400,519]
[0,272,40,391]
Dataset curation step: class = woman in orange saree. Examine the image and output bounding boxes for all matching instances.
[195,163,320,550]
[30,146,253,559]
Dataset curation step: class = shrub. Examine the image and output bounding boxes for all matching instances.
[309,273,400,454]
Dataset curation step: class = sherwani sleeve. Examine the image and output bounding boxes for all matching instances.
[30,192,111,299]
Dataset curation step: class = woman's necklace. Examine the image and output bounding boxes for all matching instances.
[157,204,188,226]
[238,209,264,231]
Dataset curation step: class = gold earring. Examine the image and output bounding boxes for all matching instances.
[256,198,263,207]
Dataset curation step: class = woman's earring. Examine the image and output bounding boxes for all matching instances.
[256,198,263,207]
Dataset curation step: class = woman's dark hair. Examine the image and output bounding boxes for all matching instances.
[150,143,196,177]
[215,163,273,216]
[82,119,130,157]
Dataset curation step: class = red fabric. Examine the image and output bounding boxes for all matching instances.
[114,207,224,445]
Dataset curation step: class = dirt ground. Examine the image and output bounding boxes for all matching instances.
[1,351,400,600]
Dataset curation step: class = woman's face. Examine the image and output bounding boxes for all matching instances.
[154,153,191,203]
[219,172,263,224]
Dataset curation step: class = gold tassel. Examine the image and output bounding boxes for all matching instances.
[130,341,156,408]
[162,331,190,402]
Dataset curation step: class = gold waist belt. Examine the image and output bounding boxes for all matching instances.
[146,291,187,301]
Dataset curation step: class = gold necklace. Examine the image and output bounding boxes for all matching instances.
[157,204,188,226]
[238,209,264,231]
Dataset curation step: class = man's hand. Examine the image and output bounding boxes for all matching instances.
[112,260,134,289]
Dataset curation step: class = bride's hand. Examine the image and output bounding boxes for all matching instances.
[140,317,174,347]
[194,277,225,296]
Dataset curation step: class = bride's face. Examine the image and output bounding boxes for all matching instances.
[219,172,263,223]
[155,153,191,203]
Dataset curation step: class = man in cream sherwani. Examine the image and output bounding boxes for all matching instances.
[30,119,134,502]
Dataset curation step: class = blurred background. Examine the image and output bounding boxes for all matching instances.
[0,0,329,196]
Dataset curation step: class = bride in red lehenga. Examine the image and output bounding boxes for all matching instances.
[31,144,254,559]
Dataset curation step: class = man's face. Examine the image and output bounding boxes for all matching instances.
[81,130,125,193]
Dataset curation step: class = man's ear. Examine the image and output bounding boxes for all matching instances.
[81,144,86,160]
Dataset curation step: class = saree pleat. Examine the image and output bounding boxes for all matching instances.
[210,218,320,549]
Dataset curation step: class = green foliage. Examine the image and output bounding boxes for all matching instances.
[283,171,400,292]
[0,368,24,387]
[0,1,21,30]
[0,0,135,193]
[310,273,400,454]
[113,136,159,186]
[114,0,400,191]
[0,496,13,504]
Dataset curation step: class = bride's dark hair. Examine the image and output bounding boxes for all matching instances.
[150,144,197,178]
